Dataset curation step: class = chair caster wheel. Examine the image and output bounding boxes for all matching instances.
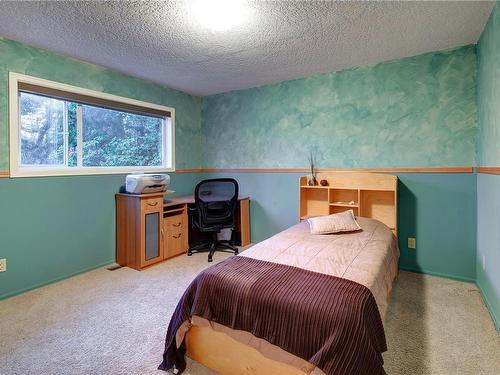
[208,256,213,262]
[234,249,239,255]
[187,251,192,256]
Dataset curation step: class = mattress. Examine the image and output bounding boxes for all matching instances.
[190,217,399,374]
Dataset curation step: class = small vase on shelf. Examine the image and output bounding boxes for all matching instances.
[308,151,317,186]
[308,175,317,186]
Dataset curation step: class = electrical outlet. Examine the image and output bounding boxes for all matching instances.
[407,237,416,249]
[483,255,486,271]
[0,259,6,272]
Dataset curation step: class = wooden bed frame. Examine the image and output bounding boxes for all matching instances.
[185,172,398,374]
[186,325,306,374]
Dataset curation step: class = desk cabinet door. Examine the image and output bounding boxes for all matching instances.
[141,211,164,268]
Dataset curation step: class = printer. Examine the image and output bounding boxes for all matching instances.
[125,173,170,194]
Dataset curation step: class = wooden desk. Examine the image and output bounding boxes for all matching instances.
[116,192,250,270]
[164,195,249,206]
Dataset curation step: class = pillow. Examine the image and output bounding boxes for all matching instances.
[307,210,361,234]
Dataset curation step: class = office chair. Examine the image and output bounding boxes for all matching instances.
[187,178,239,262]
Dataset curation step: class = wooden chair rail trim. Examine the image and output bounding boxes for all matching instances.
[176,167,474,174]
[175,168,203,173]
[476,167,500,175]
[1,167,476,177]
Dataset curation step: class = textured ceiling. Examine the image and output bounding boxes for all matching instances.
[0,1,494,96]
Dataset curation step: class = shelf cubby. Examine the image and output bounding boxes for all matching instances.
[299,186,329,218]
[359,190,396,231]
[329,188,359,205]
[329,205,358,215]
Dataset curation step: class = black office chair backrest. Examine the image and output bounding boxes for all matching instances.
[194,178,239,231]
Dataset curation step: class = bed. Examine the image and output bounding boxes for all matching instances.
[159,173,399,375]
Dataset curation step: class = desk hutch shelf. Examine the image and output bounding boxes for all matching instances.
[299,173,398,235]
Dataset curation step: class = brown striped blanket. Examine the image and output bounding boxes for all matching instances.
[159,256,387,375]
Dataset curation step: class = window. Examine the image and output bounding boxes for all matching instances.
[9,72,174,177]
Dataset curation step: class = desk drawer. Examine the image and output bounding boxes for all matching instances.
[168,230,184,241]
[164,213,188,259]
[165,214,185,232]
[164,227,188,258]
[141,198,163,212]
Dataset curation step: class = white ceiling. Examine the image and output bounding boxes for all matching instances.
[0,1,494,96]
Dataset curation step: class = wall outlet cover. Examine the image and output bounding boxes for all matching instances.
[0,258,6,272]
[408,237,416,249]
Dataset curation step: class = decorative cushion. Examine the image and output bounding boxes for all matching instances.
[307,210,361,234]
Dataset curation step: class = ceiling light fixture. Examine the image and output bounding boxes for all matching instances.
[189,0,251,31]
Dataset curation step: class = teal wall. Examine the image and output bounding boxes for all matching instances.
[476,174,500,329]
[0,38,203,170]
[202,46,477,168]
[397,173,476,281]
[0,37,484,298]
[209,172,477,282]
[0,38,204,299]
[476,1,500,330]
[0,172,201,299]
[201,46,479,282]
[477,1,500,166]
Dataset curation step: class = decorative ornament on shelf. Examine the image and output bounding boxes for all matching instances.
[308,151,317,186]
[320,179,328,186]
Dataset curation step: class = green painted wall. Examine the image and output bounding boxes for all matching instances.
[477,1,500,167]
[0,172,201,299]
[209,172,477,282]
[0,37,203,170]
[0,37,483,298]
[476,1,500,330]
[397,173,476,281]
[476,174,500,329]
[201,46,479,281]
[0,38,204,299]
[202,46,478,168]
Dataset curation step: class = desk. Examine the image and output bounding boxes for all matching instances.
[165,195,250,247]
[116,192,250,270]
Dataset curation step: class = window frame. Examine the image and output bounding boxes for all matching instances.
[9,72,175,177]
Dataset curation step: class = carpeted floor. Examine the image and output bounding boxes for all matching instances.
[1,251,499,375]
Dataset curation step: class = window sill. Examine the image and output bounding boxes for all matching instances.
[9,166,175,178]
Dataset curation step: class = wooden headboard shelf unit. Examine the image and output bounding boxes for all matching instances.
[299,172,398,235]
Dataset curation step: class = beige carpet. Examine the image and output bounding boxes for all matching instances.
[0,251,499,375]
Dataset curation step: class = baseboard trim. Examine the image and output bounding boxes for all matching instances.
[477,282,500,332]
[0,171,9,178]
[199,167,474,173]
[399,266,476,283]
[0,259,115,301]
[476,167,500,175]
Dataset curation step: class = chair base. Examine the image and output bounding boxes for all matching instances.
[188,235,239,262]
